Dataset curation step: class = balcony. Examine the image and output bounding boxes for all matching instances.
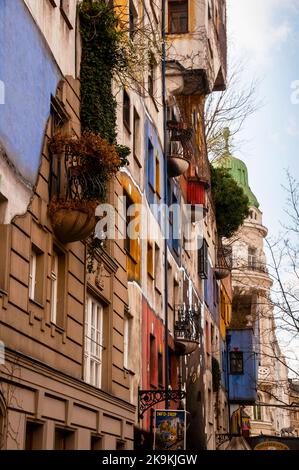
[215,243,232,280]
[48,133,115,243]
[174,305,201,355]
[187,176,209,221]
[167,122,192,177]
[166,1,227,96]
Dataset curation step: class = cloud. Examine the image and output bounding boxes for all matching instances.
[228,0,295,67]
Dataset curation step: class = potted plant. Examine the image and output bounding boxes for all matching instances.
[48,131,128,243]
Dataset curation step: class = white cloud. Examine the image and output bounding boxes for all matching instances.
[228,0,295,67]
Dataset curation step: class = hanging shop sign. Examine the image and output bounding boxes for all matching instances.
[153,410,186,450]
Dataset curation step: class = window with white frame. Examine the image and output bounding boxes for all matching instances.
[50,252,59,324]
[29,251,37,300]
[248,247,257,269]
[29,245,44,304]
[123,315,130,370]
[84,294,104,388]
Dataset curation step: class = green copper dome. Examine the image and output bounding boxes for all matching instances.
[213,129,260,209]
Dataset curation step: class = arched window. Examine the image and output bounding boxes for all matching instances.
[253,394,262,421]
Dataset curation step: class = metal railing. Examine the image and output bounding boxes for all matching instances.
[174,305,201,344]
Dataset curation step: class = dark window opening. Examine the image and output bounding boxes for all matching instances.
[25,421,44,450]
[198,239,208,279]
[168,0,188,34]
[124,192,134,255]
[54,428,75,450]
[129,0,138,39]
[158,352,163,388]
[123,89,131,131]
[230,351,244,375]
[150,334,156,387]
[91,435,102,450]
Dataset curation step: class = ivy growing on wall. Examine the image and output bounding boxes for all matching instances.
[212,356,221,393]
[211,166,250,239]
[79,0,130,164]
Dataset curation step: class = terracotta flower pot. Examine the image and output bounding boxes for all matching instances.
[49,205,98,243]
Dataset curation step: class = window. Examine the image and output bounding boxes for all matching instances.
[50,247,66,327]
[148,139,155,190]
[60,0,73,30]
[123,315,130,370]
[253,396,262,421]
[154,243,161,292]
[25,421,44,450]
[168,0,188,34]
[148,53,156,97]
[158,352,163,388]
[29,245,44,304]
[150,334,156,386]
[248,247,257,269]
[54,428,75,450]
[230,351,244,375]
[147,242,154,279]
[133,108,141,163]
[0,192,7,224]
[155,156,161,197]
[50,252,58,323]
[84,294,104,388]
[198,239,208,279]
[116,440,126,450]
[124,192,138,261]
[129,0,138,39]
[29,251,37,301]
[91,435,102,450]
[123,89,131,132]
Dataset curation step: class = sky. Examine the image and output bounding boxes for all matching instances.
[227,0,299,375]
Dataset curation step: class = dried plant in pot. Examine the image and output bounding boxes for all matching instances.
[48,131,124,243]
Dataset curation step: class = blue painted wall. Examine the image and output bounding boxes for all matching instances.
[145,119,164,208]
[0,0,61,186]
[227,329,258,404]
[204,261,219,325]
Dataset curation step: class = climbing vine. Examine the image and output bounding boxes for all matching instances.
[79,0,130,159]
[212,356,221,393]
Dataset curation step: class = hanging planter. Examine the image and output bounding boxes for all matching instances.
[48,199,99,244]
[48,132,126,243]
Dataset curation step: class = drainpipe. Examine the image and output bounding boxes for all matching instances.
[162,0,170,408]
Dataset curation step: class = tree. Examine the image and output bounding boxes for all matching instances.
[204,58,262,160]
[211,166,250,238]
[265,172,299,377]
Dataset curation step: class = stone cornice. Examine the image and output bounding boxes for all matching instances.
[3,348,135,416]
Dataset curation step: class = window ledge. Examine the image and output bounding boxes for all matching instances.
[50,322,65,334]
[29,298,45,309]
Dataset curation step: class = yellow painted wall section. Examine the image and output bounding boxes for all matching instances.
[219,284,232,340]
[120,172,141,283]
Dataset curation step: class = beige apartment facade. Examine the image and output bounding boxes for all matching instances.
[0,1,135,450]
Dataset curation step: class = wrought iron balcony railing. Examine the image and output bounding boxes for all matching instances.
[215,243,232,280]
[174,305,201,355]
